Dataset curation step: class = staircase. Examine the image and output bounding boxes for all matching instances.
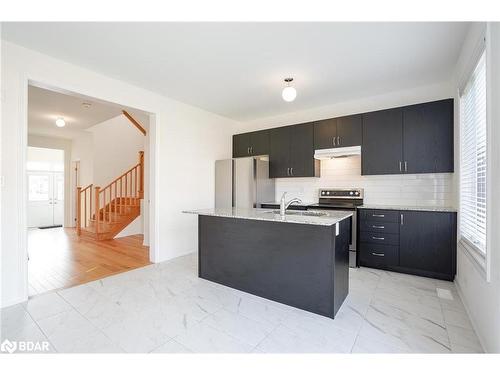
[76,151,144,241]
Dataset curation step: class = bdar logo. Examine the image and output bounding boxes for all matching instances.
[1,339,17,354]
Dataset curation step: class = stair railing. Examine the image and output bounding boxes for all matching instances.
[76,151,144,236]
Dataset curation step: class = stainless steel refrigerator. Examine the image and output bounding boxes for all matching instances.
[215,157,275,209]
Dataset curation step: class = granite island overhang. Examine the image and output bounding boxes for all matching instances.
[183,208,353,319]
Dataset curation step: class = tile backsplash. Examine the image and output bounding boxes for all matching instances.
[275,156,455,207]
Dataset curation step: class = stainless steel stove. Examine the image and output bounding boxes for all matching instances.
[308,188,364,268]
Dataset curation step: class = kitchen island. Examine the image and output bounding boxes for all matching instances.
[184,208,353,319]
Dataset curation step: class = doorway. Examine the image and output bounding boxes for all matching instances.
[25,83,155,297]
[27,147,65,228]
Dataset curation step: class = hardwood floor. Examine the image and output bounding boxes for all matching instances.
[28,227,150,296]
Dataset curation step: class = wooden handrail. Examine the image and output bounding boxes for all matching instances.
[122,110,146,136]
[76,152,144,236]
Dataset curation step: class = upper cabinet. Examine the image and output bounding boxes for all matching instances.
[269,123,319,178]
[233,98,454,177]
[362,99,454,175]
[362,108,404,175]
[232,130,269,158]
[402,99,454,174]
[314,114,362,150]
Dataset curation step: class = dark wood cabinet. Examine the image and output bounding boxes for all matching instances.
[233,99,454,176]
[232,133,251,158]
[336,114,362,147]
[269,126,291,178]
[249,130,270,156]
[362,108,403,175]
[399,210,456,278]
[269,123,319,178]
[314,118,337,150]
[362,99,454,175]
[358,208,457,281]
[403,99,454,174]
[232,130,269,158]
[314,115,362,150]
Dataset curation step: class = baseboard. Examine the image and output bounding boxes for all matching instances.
[1,295,27,309]
[454,278,488,353]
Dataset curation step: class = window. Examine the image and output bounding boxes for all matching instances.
[459,50,487,257]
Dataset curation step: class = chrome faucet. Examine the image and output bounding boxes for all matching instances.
[280,192,302,217]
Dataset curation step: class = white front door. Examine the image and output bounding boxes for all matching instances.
[27,171,64,228]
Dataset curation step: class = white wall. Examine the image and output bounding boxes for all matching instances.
[453,22,500,353]
[1,41,240,307]
[239,81,456,205]
[87,114,146,237]
[88,114,145,187]
[27,135,72,227]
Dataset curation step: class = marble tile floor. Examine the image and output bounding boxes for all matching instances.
[1,252,484,353]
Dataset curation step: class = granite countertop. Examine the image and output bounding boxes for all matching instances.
[359,204,457,212]
[183,207,353,226]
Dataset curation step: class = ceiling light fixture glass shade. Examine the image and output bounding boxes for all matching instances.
[282,78,297,102]
[55,117,66,127]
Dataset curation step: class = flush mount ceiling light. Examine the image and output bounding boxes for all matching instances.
[82,102,92,109]
[282,78,297,102]
[55,117,66,128]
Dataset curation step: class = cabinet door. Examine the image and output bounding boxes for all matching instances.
[403,99,454,173]
[432,99,454,173]
[399,211,455,277]
[314,118,337,150]
[290,123,316,177]
[362,108,403,175]
[232,133,251,158]
[336,114,362,147]
[249,130,270,156]
[269,126,291,178]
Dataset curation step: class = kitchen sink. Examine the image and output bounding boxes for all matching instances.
[265,210,328,217]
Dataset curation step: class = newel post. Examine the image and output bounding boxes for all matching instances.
[94,186,101,235]
[76,187,82,236]
[138,151,144,198]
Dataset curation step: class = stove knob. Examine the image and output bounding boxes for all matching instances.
[326,191,330,195]
[349,191,354,195]
[355,191,360,195]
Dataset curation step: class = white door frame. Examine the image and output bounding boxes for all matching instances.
[19,77,160,301]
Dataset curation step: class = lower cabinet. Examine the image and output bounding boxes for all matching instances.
[358,208,457,281]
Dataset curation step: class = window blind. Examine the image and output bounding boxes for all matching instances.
[459,50,487,254]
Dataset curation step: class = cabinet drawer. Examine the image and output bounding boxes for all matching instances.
[359,209,400,223]
[360,221,399,234]
[360,243,399,267]
[360,231,399,245]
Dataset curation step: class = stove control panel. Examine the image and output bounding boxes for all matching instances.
[319,188,364,199]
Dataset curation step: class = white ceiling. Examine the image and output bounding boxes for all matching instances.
[28,85,149,139]
[5,22,470,122]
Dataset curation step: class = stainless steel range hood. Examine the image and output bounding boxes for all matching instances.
[314,146,361,160]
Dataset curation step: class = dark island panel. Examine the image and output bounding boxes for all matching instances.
[198,215,351,318]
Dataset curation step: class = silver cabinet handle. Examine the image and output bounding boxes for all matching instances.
[404,161,407,172]
[372,225,385,229]
[332,137,336,146]
[290,167,293,176]
[372,236,385,240]
[337,136,340,145]
[372,252,385,257]
[286,168,290,176]
[247,147,250,154]
[372,214,385,218]
[399,161,402,172]
[401,213,404,226]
